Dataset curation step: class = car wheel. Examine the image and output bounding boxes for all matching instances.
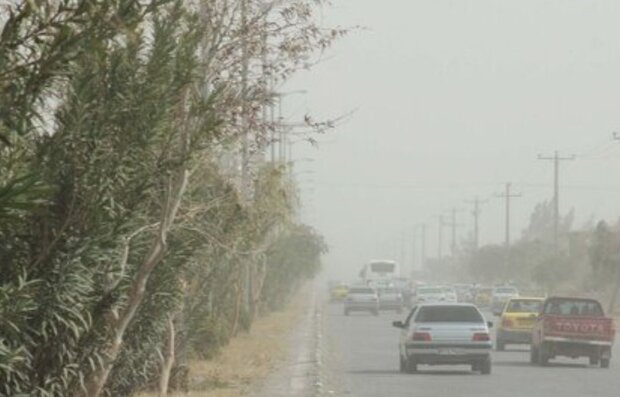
[601,358,610,369]
[538,343,550,366]
[589,355,600,366]
[480,357,492,375]
[530,346,539,364]
[399,354,406,373]
[405,357,418,374]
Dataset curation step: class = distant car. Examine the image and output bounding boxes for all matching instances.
[414,286,446,304]
[496,297,544,351]
[491,286,520,315]
[531,297,615,368]
[441,286,458,303]
[393,303,493,374]
[454,284,474,303]
[329,284,349,302]
[344,286,379,316]
[378,287,404,313]
[474,287,493,307]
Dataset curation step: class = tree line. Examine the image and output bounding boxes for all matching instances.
[0,1,336,396]
[426,200,620,311]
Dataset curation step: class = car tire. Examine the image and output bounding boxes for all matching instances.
[530,346,539,364]
[480,357,492,375]
[589,355,600,366]
[601,358,610,369]
[405,357,418,374]
[399,355,406,373]
[538,343,550,366]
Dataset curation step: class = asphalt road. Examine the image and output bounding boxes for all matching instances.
[320,301,620,397]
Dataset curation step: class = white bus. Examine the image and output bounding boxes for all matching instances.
[360,259,400,285]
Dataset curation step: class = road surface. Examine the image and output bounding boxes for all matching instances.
[320,300,620,397]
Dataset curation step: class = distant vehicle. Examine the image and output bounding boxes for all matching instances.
[454,284,474,303]
[329,283,349,302]
[491,286,520,315]
[378,287,404,313]
[474,286,494,307]
[495,297,544,351]
[393,303,493,374]
[413,286,446,304]
[530,297,615,368]
[391,277,413,307]
[360,259,400,285]
[344,286,379,316]
[440,286,458,303]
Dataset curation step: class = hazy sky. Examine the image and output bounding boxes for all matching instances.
[285,0,620,281]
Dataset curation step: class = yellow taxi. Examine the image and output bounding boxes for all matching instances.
[495,297,544,351]
[330,284,349,302]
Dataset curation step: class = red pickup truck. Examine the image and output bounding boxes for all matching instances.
[530,297,615,368]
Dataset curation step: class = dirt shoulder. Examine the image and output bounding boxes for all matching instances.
[136,287,311,397]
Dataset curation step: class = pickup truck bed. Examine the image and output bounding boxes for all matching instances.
[530,297,615,368]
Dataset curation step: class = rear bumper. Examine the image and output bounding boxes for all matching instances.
[497,329,532,344]
[406,343,491,364]
[541,337,613,358]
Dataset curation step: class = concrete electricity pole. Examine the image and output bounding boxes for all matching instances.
[443,208,464,256]
[495,183,522,247]
[537,151,575,252]
[465,197,487,250]
[421,224,427,269]
[436,215,444,259]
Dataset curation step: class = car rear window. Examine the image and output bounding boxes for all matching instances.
[415,306,484,323]
[543,299,604,316]
[349,287,374,294]
[505,300,542,313]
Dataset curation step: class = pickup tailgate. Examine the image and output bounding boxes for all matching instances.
[544,315,615,342]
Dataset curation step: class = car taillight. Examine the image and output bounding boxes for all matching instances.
[501,318,513,328]
[412,332,432,342]
[472,332,490,342]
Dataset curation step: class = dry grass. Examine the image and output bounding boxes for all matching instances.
[135,290,308,397]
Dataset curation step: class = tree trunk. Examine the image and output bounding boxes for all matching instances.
[158,315,176,397]
[76,168,189,397]
[230,277,243,337]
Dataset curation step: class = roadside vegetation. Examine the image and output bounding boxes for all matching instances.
[426,200,620,313]
[0,1,335,396]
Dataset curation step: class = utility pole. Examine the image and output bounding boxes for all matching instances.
[411,226,417,273]
[537,151,576,252]
[436,215,444,259]
[400,231,406,276]
[465,197,487,250]
[420,223,427,269]
[441,208,463,256]
[495,183,522,247]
